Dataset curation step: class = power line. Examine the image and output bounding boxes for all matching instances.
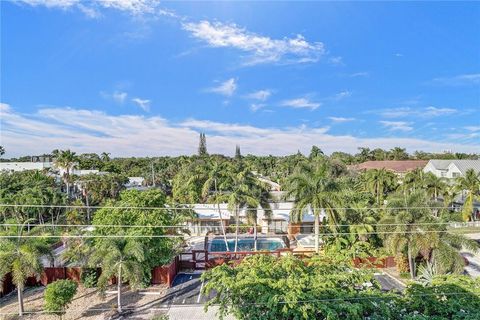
[0,229,476,239]
[0,203,453,210]
[0,221,476,229]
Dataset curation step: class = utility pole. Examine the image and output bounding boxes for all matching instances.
[151,162,156,187]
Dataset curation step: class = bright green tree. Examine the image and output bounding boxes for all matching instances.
[0,223,52,316]
[44,279,78,319]
[286,161,339,253]
[89,237,144,313]
[454,168,480,221]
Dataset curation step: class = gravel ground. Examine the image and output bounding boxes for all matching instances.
[0,285,169,320]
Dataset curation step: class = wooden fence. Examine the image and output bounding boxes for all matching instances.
[0,260,179,299]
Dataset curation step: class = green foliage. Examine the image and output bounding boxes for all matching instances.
[80,268,98,288]
[92,189,193,269]
[202,255,480,320]
[0,171,65,223]
[44,279,78,317]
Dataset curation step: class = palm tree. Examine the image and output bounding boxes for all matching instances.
[89,237,145,313]
[202,161,233,250]
[286,161,339,253]
[454,169,480,221]
[379,191,437,279]
[402,168,425,194]
[246,183,272,251]
[0,223,52,316]
[214,167,262,252]
[54,150,78,198]
[424,172,447,202]
[100,152,111,162]
[363,168,397,205]
[343,200,377,242]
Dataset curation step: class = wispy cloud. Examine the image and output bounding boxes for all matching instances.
[280,98,321,110]
[246,90,272,101]
[465,126,480,132]
[18,0,160,17]
[377,106,457,118]
[250,103,266,112]
[206,78,237,97]
[380,121,413,132]
[328,117,355,123]
[1,104,478,157]
[182,20,325,65]
[333,90,352,101]
[131,97,150,111]
[101,91,128,104]
[348,72,369,78]
[431,73,480,86]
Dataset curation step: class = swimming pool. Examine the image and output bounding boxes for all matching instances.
[209,237,286,252]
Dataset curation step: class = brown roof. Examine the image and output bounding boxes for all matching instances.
[348,160,428,173]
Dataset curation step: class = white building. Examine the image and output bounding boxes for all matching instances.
[423,160,480,179]
[185,202,322,236]
[126,177,145,188]
[0,161,52,171]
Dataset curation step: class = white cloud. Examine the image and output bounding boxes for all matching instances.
[380,121,413,132]
[1,105,479,157]
[377,106,457,118]
[431,73,480,86]
[132,98,151,111]
[328,117,355,123]
[465,126,480,132]
[394,53,403,57]
[333,90,352,100]
[246,90,272,101]
[250,103,266,112]
[100,91,129,104]
[349,72,369,78]
[19,0,160,16]
[206,78,237,97]
[280,98,321,110]
[182,20,325,65]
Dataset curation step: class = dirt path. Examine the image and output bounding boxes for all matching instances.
[0,285,169,320]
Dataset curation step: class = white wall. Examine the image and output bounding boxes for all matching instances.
[0,162,52,171]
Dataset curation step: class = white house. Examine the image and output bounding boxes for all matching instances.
[185,202,322,237]
[0,161,52,172]
[423,160,480,179]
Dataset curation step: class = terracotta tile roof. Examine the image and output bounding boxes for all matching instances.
[349,160,428,173]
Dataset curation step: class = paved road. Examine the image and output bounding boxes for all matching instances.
[374,273,405,292]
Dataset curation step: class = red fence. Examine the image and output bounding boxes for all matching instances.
[0,260,180,299]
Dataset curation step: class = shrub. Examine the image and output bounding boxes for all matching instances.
[80,268,98,288]
[44,279,78,319]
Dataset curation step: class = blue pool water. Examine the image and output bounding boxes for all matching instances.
[209,238,286,252]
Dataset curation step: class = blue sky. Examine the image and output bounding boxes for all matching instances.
[1,0,479,157]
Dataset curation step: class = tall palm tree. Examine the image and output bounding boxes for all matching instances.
[379,191,436,279]
[214,167,262,252]
[424,172,447,202]
[246,183,272,251]
[402,168,425,194]
[202,161,233,250]
[0,223,52,316]
[363,168,397,205]
[454,169,480,221]
[54,150,78,198]
[89,237,145,313]
[286,161,339,253]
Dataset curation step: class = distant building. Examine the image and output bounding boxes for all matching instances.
[423,160,480,179]
[125,177,145,189]
[348,160,428,177]
[0,161,52,172]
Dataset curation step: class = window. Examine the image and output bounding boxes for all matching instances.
[452,172,460,178]
[441,171,447,177]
